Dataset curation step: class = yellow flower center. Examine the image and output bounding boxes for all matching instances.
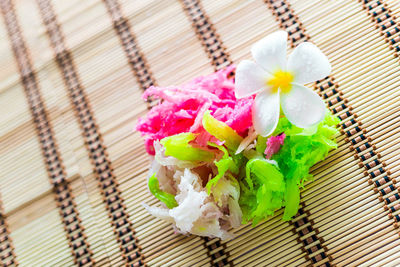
[267,70,294,93]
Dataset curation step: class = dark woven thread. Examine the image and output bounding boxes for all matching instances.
[35,0,145,265]
[0,0,94,266]
[358,0,400,231]
[0,215,17,267]
[0,190,16,267]
[267,0,398,261]
[289,204,332,266]
[179,1,234,265]
[265,0,338,265]
[101,0,230,265]
[181,0,233,71]
[102,0,156,92]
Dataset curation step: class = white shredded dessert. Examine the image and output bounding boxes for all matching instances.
[143,141,242,239]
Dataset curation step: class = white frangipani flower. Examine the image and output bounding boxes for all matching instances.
[235,31,331,137]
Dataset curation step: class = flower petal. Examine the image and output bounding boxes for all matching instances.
[287,42,331,84]
[251,31,288,74]
[235,60,270,98]
[252,90,280,137]
[280,83,325,128]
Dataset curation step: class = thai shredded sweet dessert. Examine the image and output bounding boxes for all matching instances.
[137,31,340,239]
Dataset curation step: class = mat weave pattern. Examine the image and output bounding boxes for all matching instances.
[1,0,400,266]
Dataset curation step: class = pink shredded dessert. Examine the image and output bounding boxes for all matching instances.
[136,66,254,154]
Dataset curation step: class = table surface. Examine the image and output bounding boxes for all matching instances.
[0,0,400,266]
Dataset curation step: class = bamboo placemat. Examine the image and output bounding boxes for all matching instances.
[0,0,400,266]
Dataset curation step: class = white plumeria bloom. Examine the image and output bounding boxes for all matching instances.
[235,31,331,137]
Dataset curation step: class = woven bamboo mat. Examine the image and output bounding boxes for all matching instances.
[0,0,400,266]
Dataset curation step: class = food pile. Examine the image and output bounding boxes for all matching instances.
[137,31,339,239]
[137,66,339,239]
